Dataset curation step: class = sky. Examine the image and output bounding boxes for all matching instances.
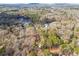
[0,0,79,4]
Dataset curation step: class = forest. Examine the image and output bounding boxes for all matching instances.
[0,4,79,56]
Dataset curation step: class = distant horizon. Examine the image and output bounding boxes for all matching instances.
[0,3,79,4]
[0,0,79,4]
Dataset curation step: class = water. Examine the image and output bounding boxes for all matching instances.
[16,16,32,25]
[0,13,32,27]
